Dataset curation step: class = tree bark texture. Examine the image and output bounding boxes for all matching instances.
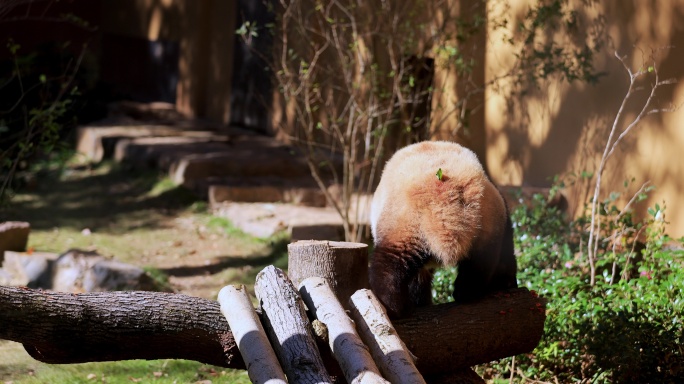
[349,289,425,384]
[287,240,369,309]
[254,266,333,384]
[299,277,388,384]
[393,288,546,375]
[0,286,243,368]
[0,285,545,376]
[218,285,287,384]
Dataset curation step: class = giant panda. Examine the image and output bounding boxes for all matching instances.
[369,141,517,318]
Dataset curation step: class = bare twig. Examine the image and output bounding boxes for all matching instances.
[586,51,676,285]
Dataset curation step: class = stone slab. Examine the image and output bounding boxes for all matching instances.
[289,222,345,242]
[76,124,184,162]
[208,182,327,207]
[213,202,345,239]
[0,249,159,292]
[170,148,312,188]
[114,136,231,170]
[0,221,30,264]
[1,251,59,287]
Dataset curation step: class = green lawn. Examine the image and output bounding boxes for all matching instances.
[2,161,286,383]
[0,340,249,384]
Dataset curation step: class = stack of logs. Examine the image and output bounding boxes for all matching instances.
[218,240,546,383]
[0,240,546,383]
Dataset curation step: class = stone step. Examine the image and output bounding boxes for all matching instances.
[77,123,232,164]
[114,136,233,170]
[77,124,185,162]
[76,118,346,211]
[290,221,345,242]
[169,144,315,189]
[213,202,346,240]
[206,176,327,207]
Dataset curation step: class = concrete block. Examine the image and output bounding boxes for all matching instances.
[0,221,30,264]
[289,223,345,242]
[283,187,327,207]
[209,185,284,205]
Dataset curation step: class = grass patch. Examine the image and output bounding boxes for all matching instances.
[141,266,174,292]
[0,341,249,384]
[2,155,296,382]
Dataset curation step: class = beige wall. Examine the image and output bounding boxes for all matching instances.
[270,0,489,153]
[429,0,488,161]
[101,0,236,122]
[485,0,684,238]
[99,0,684,237]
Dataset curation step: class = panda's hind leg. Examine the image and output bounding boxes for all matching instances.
[409,267,434,308]
[490,213,518,291]
[369,241,431,318]
[451,246,500,302]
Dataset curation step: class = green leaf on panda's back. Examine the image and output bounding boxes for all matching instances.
[436,168,443,181]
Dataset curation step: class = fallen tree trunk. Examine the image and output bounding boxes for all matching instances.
[394,289,546,375]
[0,285,545,375]
[0,286,244,368]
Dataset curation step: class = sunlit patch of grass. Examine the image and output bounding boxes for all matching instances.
[203,216,257,240]
[146,177,178,197]
[142,266,174,292]
[3,157,293,383]
[0,341,249,384]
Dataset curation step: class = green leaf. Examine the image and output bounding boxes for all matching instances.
[436,168,443,181]
[235,23,247,36]
[7,41,20,55]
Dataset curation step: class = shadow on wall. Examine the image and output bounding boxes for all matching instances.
[491,0,684,233]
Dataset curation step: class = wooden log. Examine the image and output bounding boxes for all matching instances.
[349,289,426,384]
[299,277,389,384]
[0,285,545,376]
[0,286,243,368]
[424,368,485,384]
[287,240,369,309]
[254,266,333,384]
[218,285,286,384]
[393,288,547,375]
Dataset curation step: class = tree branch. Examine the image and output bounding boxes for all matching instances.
[0,286,244,368]
[0,286,545,376]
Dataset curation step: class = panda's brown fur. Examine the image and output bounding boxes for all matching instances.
[369,141,517,318]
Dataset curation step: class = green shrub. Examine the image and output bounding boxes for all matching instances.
[433,187,684,383]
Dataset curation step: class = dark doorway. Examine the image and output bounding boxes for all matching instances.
[230,0,274,134]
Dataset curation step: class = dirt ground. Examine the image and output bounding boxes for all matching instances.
[6,160,288,299]
[1,160,275,383]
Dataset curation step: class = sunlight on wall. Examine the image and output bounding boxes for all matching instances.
[147,6,162,41]
[485,0,684,237]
